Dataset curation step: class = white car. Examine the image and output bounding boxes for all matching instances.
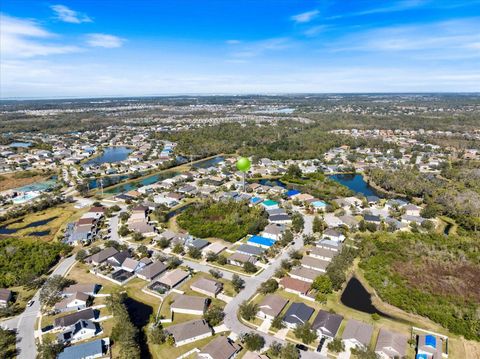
[27,300,34,307]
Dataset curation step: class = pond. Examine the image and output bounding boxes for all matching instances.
[254,178,287,188]
[341,277,391,318]
[124,297,153,359]
[0,216,57,236]
[85,146,133,166]
[102,171,180,194]
[9,142,32,148]
[192,156,224,169]
[329,174,381,198]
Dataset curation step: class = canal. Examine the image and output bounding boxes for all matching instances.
[124,297,153,358]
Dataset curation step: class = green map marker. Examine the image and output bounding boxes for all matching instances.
[236,157,251,172]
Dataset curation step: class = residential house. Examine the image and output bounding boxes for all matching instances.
[88,247,119,266]
[375,328,408,359]
[170,294,208,316]
[165,319,212,347]
[322,228,345,243]
[300,256,329,273]
[157,269,190,290]
[289,267,322,283]
[197,336,241,359]
[228,252,257,267]
[312,310,343,338]
[416,334,443,359]
[279,277,311,296]
[121,257,146,273]
[0,288,12,308]
[308,247,336,262]
[58,338,110,359]
[63,284,99,297]
[236,244,265,257]
[54,308,95,330]
[257,295,289,321]
[57,319,98,344]
[55,292,90,313]
[190,278,223,298]
[282,302,315,329]
[137,261,167,281]
[342,319,374,348]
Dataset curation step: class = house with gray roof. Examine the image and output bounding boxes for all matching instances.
[165,319,212,347]
[137,261,167,281]
[54,308,96,329]
[312,310,343,338]
[375,328,408,359]
[190,278,223,298]
[342,319,374,348]
[282,302,314,329]
[88,247,118,265]
[57,319,99,344]
[170,294,208,316]
[236,244,265,257]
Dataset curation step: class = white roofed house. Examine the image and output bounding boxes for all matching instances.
[322,228,345,243]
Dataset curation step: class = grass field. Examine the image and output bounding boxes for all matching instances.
[150,333,224,359]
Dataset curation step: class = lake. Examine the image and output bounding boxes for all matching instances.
[254,178,287,188]
[341,277,391,318]
[192,156,224,169]
[329,174,381,198]
[0,216,57,236]
[85,146,132,166]
[102,171,179,194]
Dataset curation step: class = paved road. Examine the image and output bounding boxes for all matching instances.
[222,214,314,348]
[1,255,77,359]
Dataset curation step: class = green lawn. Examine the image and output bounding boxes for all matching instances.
[150,333,227,359]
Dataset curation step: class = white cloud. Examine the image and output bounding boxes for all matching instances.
[51,5,92,24]
[86,33,125,48]
[0,14,81,58]
[291,10,319,23]
[226,39,241,45]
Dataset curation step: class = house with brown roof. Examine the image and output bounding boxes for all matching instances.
[197,336,241,359]
[170,295,208,316]
[157,269,190,289]
[190,278,223,298]
[279,277,311,295]
[257,294,289,320]
[0,288,12,308]
[375,328,408,359]
[165,319,212,346]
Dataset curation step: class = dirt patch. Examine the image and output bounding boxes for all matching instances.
[393,259,480,303]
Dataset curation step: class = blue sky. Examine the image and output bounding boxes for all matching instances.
[1,0,479,98]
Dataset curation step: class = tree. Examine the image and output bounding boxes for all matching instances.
[157,238,170,249]
[243,261,257,273]
[118,225,130,237]
[241,332,265,351]
[313,216,326,233]
[312,275,333,294]
[75,249,88,262]
[0,328,16,359]
[293,322,317,344]
[289,249,303,260]
[327,338,345,353]
[259,279,279,294]
[172,243,184,255]
[268,341,282,357]
[119,212,130,222]
[350,346,379,359]
[239,301,258,321]
[204,305,225,326]
[148,325,167,344]
[209,269,223,279]
[286,164,302,178]
[131,231,145,242]
[205,251,218,262]
[166,256,181,269]
[37,337,63,359]
[216,254,228,265]
[280,343,300,359]
[39,275,75,309]
[137,245,148,258]
[291,212,304,233]
[232,274,245,293]
[188,246,202,259]
[271,316,285,330]
[280,230,294,245]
